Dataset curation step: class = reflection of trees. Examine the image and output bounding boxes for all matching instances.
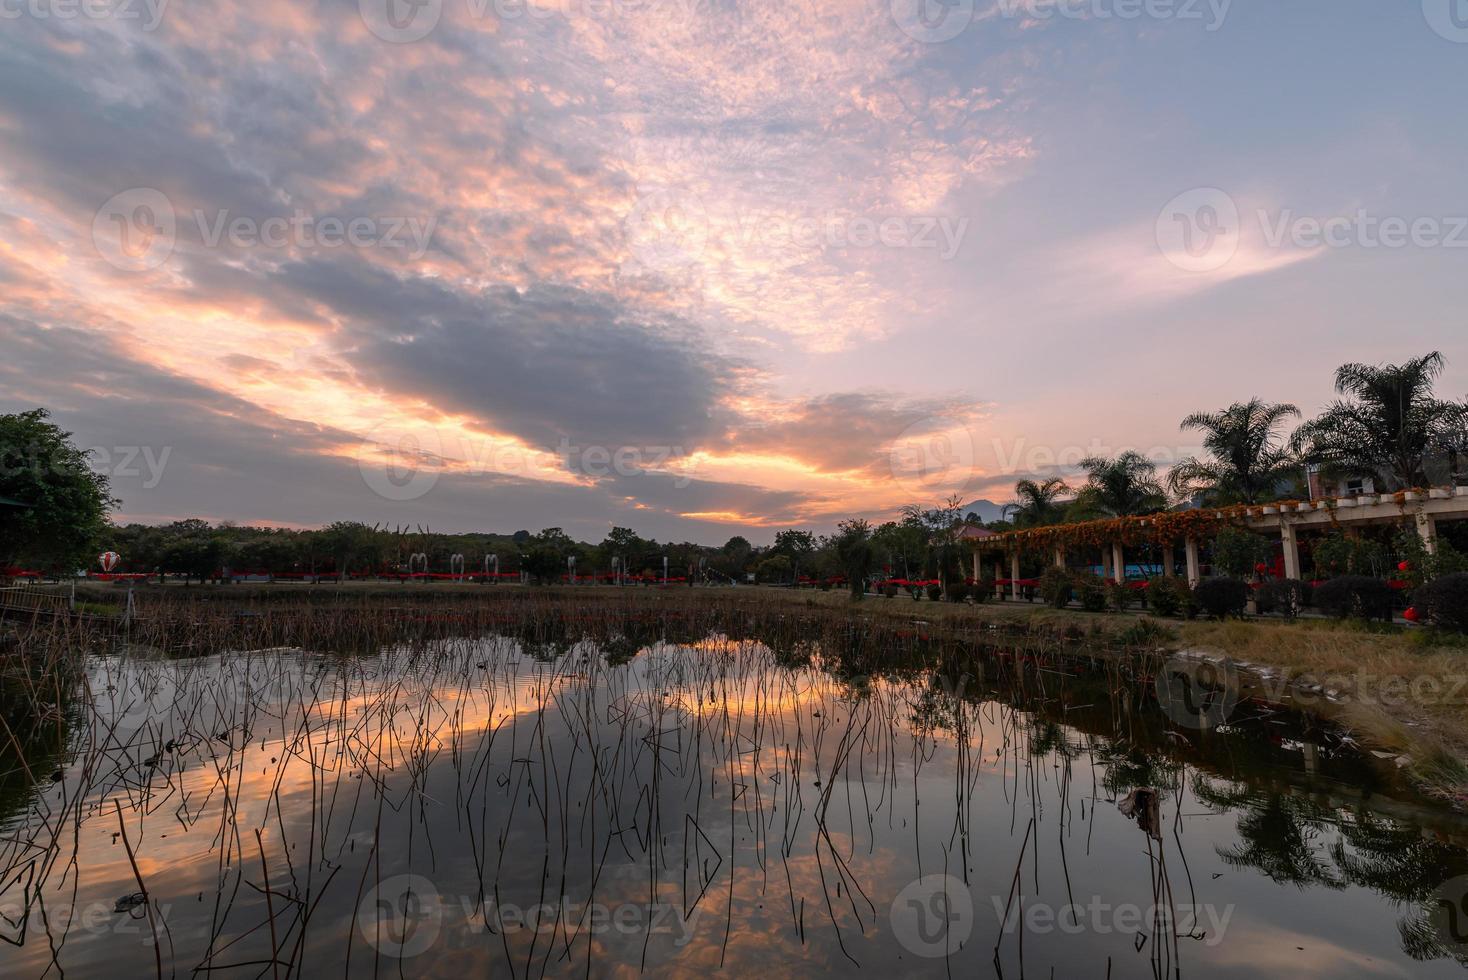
[1193,776,1468,966]
[1214,792,1344,889]
[1091,739,1182,798]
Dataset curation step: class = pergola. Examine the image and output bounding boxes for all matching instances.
[972,487,1468,599]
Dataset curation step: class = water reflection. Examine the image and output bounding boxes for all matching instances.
[0,627,1466,978]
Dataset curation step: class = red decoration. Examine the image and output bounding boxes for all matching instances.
[1255,562,1270,574]
[1404,606,1419,623]
[1398,560,1411,572]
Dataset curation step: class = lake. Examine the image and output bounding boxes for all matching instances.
[3,612,1467,977]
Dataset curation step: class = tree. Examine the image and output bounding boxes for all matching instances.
[902,493,967,594]
[833,519,876,600]
[1167,398,1301,504]
[315,521,377,577]
[1292,352,1468,489]
[0,409,114,572]
[1073,452,1168,518]
[159,519,225,584]
[1003,477,1072,528]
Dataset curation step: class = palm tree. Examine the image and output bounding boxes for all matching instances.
[1073,451,1168,518]
[1292,352,1468,489]
[1003,477,1072,527]
[1167,398,1301,504]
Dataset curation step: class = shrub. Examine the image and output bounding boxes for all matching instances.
[1255,578,1311,618]
[926,583,943,601]
[1077,576,1108,612]
[1146,577,1186,618]
[1107,581,1131,612]
[882,583,898,599]
[1179,586,1200,620]
[1212,527,1271,578]
[1313,575,1394,621]
[1039,567,1074,609]
[969,582,987,605]
[1414,572,1468,632]
[1118,617,1172,647]
[947,583,970,603]
[1194,577,1249,619]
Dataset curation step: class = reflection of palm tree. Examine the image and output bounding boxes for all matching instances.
[1199,787,1343,889]
[1091,740,1181,798]
[1332,810,1467,902]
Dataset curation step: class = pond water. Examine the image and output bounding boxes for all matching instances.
[3,631,1467,978]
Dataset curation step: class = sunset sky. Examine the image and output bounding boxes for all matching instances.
[2,0,1465,543]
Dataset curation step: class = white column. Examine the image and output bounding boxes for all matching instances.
[1054,547,1066,569]
[1011,551,1022,601]
[1417,512,1439,556]
[994,560,1004,600]
[1281,521,1301,580]
[1111,541,1125,584]
[1100,546,1112,580]
[972,549,979,585]
[1162,543,1175,578]
[1185,537,1201,587]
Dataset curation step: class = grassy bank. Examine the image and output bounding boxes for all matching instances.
[770,586,1468,807]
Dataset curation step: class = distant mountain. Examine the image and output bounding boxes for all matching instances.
[961,499,1008,523]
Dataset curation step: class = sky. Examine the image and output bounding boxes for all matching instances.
[1,0,1465,544]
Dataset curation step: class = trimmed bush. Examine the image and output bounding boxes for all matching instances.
[882,583,898,598]
[1146,577,1187,618]
[969,582,988,605]
[1194,577,1249,619]
[947,583,970,603]
[1414,572,1468,632]
[1314,575,1394,621]
[1077,576,1108,612]
[1039,567,1074,609]
[1255,578,1311,618]
[926,583,943,601]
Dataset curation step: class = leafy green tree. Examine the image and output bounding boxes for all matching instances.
[159,519,225,584]
[1168,399,1301,504]
[1072,452,1168,518]
[1292,352,1468,489]
[833,519,876,600]
[1003,477,1071,528]
[315,521,377,577]
[0,409,114,572]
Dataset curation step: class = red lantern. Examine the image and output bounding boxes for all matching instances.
[1397,560,1411,572]
[98,551,120,573]
[1255,562,1269,574]
[1404,606,1419,623]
